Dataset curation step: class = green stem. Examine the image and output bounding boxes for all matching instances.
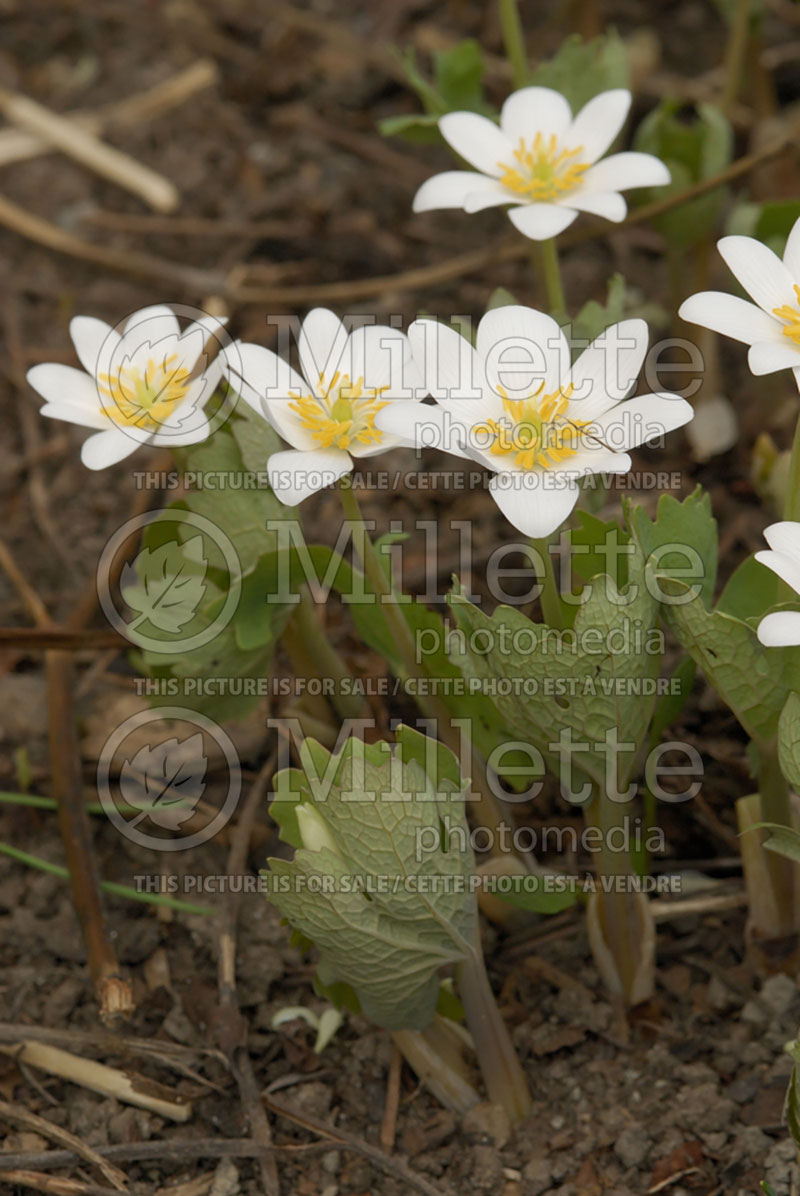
[757,745,796,938]
[497,0,528,89]
[784,411,800,522]
[721,0,751,115]
[531,535,564,628]
[337,480,509,843]
[584,781,652,1004]
[455,933,532,1122]
[293,585,366,721]
[539,237,566,319]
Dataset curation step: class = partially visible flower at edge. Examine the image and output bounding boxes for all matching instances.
[679,219,800,391]
[412,86,671,241]
[27,305,225,470]
[756,521,800,647]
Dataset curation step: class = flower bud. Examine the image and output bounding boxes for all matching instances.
[296,804,340,857]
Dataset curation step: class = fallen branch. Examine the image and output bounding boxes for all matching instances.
[0,86,179,212]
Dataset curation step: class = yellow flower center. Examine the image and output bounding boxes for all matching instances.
[289,371,389,451]
[476,383,588,470]
[98,354,192,431]
[497,134,588,202]
[773,284,800,346]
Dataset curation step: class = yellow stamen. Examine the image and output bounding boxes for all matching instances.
[289,371,389,451]
[475,383,589,471]
[98,354,191,431]
[497,133,588,202]
[773,284,800,346]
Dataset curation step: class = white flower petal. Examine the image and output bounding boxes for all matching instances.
[507,203,578,241]
[679,291,782,345]
[347,324,416,396]
[567,319,649,419]
[299,308,349,393]
[592,392,692,451]
[151,415,211,448]
[178,313,229,371]
[764,521,800,558]
[408,318,496,424]
[80,427,142,470]
[123,303,181,344]
[748,340,800,375]
[758,610,800,647]
[489,471,580,538]
[413,171,505,213]
[226,341,314,451]
[27,363,103,418]
[560,190,627,222]
[40,402,106,429]
[566,446,632,476]
[374,400,468,458]
[581,152,670,195]
[755,548,800,597]
[464,183,514,212]
[500,87,573,147]
[782,215,800,279]
[718,235,798,314]
[69,316,118,379]
[477,304,570,400]
[438,112,512,177]
[267,448,352,505]
[566,89,631,164]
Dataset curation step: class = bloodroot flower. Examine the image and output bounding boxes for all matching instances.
[376,305,693,538]
[27,305,224,469]
[225,308,420,505]
[412,87,670,241]
[680,221,800,389]
[756,522,800,647]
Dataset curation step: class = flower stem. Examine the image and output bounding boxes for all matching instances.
[584,781,654,1005]
[337,480,509,843]
[498,0,528,89]
[531,535,564,628]
[539,237,567,319]
[291,584,366,721]
[455,932,532,1122]
[784,411,800,522]
[756,744,797,939]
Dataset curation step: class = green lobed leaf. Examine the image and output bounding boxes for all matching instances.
[779,692,800,792]
[447,540,662,791]
[627,487,718,608]
[634,101,733,248]
[717,554,780,623]
[528,31,630,113]
[266,728,477,1030]
[749,821,800,865]
[570,275,628,347]
[659,581,800,748]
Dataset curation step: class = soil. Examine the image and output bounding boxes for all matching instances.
[2,1,800,1194]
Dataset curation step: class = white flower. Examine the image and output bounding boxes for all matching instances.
[375,306,693,538]
[225,308,421,505]
[756,522,800,647]
[679,220,800,388]
[412,87,670,241]
[27,305,224,469]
